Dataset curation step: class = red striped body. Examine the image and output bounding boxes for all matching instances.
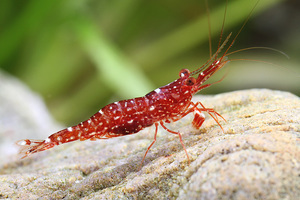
[58,76,193,140]
[17,72,200,157]
[17,62,227,160]
[16,0,250,163]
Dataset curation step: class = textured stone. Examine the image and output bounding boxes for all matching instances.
[0,88,299,199]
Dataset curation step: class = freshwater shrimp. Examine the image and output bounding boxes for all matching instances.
[16,1,257,165]
[16,42,228,164]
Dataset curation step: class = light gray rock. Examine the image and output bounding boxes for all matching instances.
[0,88,299,200]
[0,70,60,167]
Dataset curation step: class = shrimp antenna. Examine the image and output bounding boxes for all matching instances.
[214,0,228,60]
[221,0,260,58]
[191,0,229,76]
[227,46,298,74]
[191,1,260,77]
[190,33,232,76]
[205,0,212,58]
[226,46,290,59]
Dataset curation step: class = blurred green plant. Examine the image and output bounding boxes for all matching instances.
[1,0,296,125]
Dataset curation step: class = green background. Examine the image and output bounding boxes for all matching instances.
[0,0,298,125]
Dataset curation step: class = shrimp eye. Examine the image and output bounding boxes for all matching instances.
[185,77,196,86]
[179,69,190,78]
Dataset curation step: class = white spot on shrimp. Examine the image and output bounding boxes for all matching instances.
[99,110,104,114]
[114,102,118,105]
[125,102,128,107]
[114,116,120,120]
[200,72,204,76]
[89,132,96,136]
[184,91,189,94]
[87,119,92,124]
[57,136,62,141]
[67,127,73,132]
[111,125,118,130]
[180,103,184,106]
[154,88,161,93]
[45,138,51,143]
[99,122,103,126]
[127,108,132,111]
[173,86,177,89]
[149,106,155,111]
[18,140,27,146]
[70,136,75,140]
[109,106,113,110]
[128,119,134,123]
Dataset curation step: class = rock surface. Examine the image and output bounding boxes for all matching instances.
[0,86,299,199]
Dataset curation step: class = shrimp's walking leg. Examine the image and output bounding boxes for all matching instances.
[171,102,225,131]
[140,122,159,168]
[191,102,226,132]
[159,122,190,164]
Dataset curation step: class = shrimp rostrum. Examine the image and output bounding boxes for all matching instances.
[17,33,234,165]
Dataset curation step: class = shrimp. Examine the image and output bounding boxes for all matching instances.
[16,1,256,166]
[16,40,228,163]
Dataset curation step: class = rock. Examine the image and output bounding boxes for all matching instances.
[0,88,299,199]
[0,70,60,167]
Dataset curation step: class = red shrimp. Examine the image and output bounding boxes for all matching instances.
[16,38,229,163]
[16,1,257,165]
